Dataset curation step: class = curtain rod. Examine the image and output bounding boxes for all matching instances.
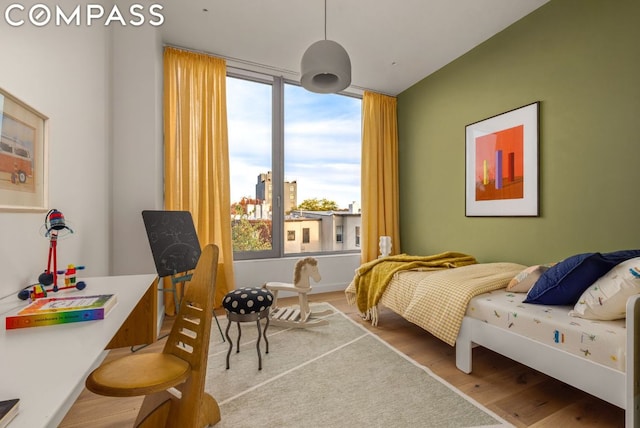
[164,43,299,77]
[163,43,374,97]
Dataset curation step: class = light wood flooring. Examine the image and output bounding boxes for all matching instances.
[59,291,624,427]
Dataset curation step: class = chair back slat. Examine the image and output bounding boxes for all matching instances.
[163,244,218,372]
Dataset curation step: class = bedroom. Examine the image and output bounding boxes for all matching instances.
[0,0,638,426]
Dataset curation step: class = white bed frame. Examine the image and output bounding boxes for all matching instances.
[455,294,640,427]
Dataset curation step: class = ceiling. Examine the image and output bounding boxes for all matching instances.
[159,0,549,96]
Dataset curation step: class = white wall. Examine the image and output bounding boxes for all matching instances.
[0,2,111,300]
[110,24,164,276]
[234,253,360,296]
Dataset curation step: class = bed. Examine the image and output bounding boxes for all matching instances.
[345,252,640,428]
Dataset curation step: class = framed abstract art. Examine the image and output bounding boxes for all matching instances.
[465,102,539,217]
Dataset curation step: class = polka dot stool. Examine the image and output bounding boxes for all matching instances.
[222,287,274,370]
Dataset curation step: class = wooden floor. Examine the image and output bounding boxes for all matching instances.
[60,291,625,427]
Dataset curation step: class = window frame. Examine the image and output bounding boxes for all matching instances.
[228,68,362,260]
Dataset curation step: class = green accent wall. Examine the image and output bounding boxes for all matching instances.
[397,0,640,264]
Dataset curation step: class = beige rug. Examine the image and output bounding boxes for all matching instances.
[205,303,511,428]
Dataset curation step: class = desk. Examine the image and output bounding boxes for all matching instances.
[0,274,156,428]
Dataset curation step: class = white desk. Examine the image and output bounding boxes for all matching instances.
[0,274,156,428]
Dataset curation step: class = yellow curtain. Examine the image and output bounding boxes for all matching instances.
[163,46,235,312]
[361,91,400,264]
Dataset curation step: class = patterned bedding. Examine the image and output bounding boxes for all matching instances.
[376,262,526,346]
[466,289,627,371]
[376,261,627,371]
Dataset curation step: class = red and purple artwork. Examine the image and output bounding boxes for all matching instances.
[474,124,524,201]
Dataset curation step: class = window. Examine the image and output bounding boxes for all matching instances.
[228,76,273,255]
[336,225,343,243]
[355,226,361,247]
[227,72,361,259]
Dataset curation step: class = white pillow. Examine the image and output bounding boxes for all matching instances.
[570,257,640,320]
[507,264,552,293]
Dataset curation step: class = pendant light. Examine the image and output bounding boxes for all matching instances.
[300,0,351,94]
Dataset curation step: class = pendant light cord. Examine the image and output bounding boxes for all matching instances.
[324,0,327,40]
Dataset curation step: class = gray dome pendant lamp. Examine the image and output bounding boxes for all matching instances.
[300,0,351,94]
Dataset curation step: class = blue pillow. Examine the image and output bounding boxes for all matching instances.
[524,249,640,305]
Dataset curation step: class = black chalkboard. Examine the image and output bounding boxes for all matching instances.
[142,210,201,277]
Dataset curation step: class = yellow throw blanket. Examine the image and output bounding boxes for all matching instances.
[345,252,478,323]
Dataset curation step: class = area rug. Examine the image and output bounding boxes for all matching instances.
[205,304,510,428]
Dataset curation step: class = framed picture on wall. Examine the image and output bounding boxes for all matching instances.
[465,102,539,217]
[0,87,48,212]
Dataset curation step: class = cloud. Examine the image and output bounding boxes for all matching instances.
[227,76,361,209]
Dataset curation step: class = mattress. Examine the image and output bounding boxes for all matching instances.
[466,289,627,371]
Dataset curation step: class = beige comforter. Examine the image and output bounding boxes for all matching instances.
[345,252,477,316]
[346,262,526,346]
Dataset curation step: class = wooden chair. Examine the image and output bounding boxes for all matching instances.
[86,244,221,428]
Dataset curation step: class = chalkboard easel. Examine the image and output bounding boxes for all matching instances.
[138,210,223,350]
[141,210,201,278]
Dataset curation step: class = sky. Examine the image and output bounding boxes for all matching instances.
[226,77,361,210]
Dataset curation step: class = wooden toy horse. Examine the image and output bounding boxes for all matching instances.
[264,257,332,328]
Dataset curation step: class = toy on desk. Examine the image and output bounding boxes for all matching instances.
[18,265,87,301]
[25,284,48,300]
[17,209,87,300]
[18,266,87,301]
[58,264,85,290]
[38,209,76,288]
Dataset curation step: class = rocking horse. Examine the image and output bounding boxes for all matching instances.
[263,257,333,328]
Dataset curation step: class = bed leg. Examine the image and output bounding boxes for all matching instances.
[625,294,640,427]
[456,319,473,374]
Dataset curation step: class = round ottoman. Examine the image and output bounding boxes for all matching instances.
[222,287,274,370]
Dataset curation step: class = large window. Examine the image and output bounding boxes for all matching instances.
[227,72,361,259]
